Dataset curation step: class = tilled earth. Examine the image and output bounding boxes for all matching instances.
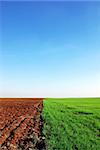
[0,98,45,150]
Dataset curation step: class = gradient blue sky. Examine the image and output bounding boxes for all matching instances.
[0,1,100,97]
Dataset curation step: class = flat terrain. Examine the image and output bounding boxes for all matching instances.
[43,98,100,150]
[0,98,45,150]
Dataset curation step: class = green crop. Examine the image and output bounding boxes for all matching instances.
[43,98,100,150]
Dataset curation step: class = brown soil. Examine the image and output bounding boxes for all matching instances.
[0,98,45,150]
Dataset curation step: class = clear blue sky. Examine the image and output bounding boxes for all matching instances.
[0,1,100,97]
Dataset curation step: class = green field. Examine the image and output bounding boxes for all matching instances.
[43,98,100,150]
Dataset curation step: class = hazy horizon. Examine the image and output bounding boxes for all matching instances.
[0,1,100,97]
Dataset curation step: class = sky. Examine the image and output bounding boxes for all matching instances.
[0,1,100,97]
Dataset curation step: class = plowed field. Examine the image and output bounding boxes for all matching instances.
[0,98,45,150]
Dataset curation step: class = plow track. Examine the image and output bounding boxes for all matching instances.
[0,98,45,150]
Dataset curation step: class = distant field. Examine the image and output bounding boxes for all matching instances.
[43,98,100,150]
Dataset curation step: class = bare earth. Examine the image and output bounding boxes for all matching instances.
[0,98,45,150]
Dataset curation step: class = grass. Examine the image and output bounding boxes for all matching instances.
[43,98,100,150]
